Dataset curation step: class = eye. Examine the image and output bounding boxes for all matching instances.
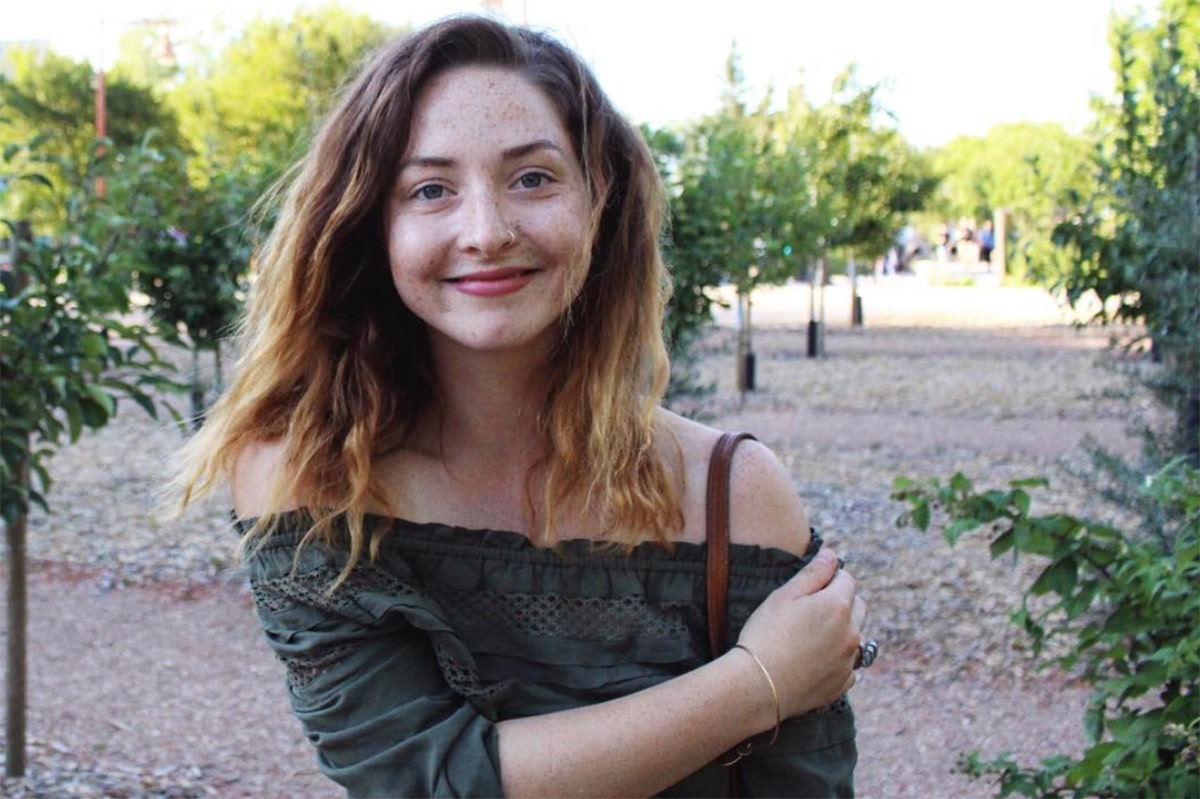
[414,183,447,201]
[517,172,551,190]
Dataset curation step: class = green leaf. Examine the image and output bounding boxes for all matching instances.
[944,517,979,546]
[63,400,83,442]
[990,529,1016,559]
[83,384,117,418]
[1030,557,1079,597]
[17,173,54,190]
[912,500,931,531]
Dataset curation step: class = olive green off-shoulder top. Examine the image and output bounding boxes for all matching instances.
[235,512,856,798]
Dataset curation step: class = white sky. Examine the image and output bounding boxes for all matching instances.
[4,0,1157,148]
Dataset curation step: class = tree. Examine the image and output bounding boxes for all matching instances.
[132,164,259,427]
[795,68,938,270]
[0,47,183,232]
[1,137,178,778]
[654,53,935,395]
[168,4,397,184]
[661,48,813,394]
[1051,0,1200,466]
[931,123,1095,282]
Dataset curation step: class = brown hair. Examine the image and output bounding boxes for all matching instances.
[175,14,680,575]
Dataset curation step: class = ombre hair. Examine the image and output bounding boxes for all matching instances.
[175,15,680,573]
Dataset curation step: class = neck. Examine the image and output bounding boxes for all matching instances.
[417,335,554,468]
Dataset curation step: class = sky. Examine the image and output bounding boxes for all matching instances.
[4,0,1158,148]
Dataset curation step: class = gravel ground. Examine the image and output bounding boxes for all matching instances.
[1,282,1160,797]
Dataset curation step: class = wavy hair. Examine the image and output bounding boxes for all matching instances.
[175,14,680,575]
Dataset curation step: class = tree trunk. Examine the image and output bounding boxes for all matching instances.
[190,346,205,433]
[5,222,31,777]
[213,342,224,397]
[5,453,29,778]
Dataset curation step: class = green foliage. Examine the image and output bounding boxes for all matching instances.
[130,161,261,427]
[892,462,1200,798]
[666,48,805,298]
[0,138,179,526]
[931,123,1095,282]
[0,48,183,233]
[168,4,397,183]
[796,68,938,268]
[133,165,257,351]
[650,54,934,401]
[1050,0,1200,466]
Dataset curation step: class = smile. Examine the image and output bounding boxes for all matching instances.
[447,268,537,297]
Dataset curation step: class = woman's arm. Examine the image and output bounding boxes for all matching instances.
[496,552,856,798]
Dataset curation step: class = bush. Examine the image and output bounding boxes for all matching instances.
[892,460,1199,798]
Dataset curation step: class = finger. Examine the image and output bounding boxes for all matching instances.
[851,595,868,632]
[782,548,840,596]
[842,671,858,694]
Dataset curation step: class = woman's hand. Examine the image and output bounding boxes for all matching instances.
[735,548,866,719]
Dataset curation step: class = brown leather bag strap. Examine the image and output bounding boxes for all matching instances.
[706,432,757,660]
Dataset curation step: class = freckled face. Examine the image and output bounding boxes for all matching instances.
[385,66,592,358]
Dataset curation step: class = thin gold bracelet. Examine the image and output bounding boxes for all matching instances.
[715,638,782,763]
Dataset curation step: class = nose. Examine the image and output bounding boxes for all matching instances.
[459,187,515,257]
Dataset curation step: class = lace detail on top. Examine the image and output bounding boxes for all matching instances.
[286,643,359,689]
[433,643,509,701]
[426,583,701,641]
[249,554,504,703]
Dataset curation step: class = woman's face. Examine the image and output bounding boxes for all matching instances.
[385,66,591,358]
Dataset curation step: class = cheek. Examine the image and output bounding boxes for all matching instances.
[386,223,428,287]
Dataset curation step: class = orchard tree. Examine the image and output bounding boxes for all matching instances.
[169,4,397,183]
[663,48,813,392]
[667,48,800,291]
[1,138,178,778]
[0,47,182,232]
[1053,0,1199,466]
[133,163,259,427]
[792,68,937,269]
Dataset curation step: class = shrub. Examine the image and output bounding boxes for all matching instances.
[892,461,1199,798]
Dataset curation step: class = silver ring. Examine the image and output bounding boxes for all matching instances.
[504,229,516,246]
[854,639,878,670]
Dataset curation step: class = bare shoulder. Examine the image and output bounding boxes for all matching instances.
[655,409,811,556]
[230,438,295,519]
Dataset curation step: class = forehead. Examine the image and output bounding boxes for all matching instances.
[405,66,572,157]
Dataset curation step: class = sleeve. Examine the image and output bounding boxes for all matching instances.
[249,559,507,799]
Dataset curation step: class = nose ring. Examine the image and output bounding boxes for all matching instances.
[504,229,516,247]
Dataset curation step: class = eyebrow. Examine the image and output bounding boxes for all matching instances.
[398,139,569,172]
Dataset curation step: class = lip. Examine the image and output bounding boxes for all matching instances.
[448,268,537,297]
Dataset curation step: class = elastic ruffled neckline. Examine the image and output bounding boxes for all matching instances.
[233,508,819,577]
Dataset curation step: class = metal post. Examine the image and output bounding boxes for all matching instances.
[743,288,755,391]
[849,256,863,327]
[807,261,820,358]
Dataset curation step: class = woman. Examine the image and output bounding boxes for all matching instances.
[177,15,869,798]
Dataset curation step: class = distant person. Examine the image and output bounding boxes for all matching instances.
[173,14,869,798]
[979,219,996,264]
[936,222,951,261]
